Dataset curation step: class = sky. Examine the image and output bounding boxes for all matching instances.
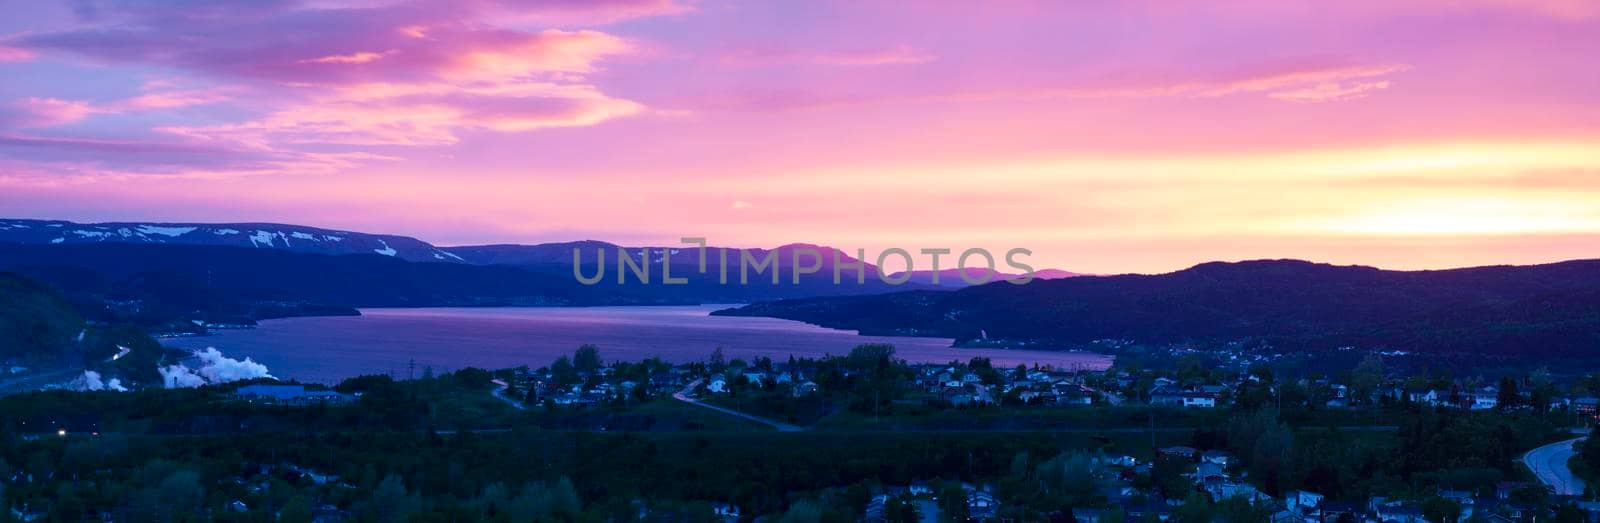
[0,0,1597,274]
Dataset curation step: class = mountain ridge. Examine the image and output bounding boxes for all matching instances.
[714,258,1600,357]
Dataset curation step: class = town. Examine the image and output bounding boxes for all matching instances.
[7,342,1590,522]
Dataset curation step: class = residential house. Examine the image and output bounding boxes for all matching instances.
[793,381,819,397]
[1201,450,1235,467]
[967,490,1000,521]
[711,503,741,522]
[1182,392,1218,408]
[1158,446,1198,460]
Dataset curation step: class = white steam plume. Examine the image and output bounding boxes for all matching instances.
[161,347,274,388]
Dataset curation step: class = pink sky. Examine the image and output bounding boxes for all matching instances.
[1,0,1597,274]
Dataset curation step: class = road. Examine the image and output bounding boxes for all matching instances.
[489,379,527,411]
[1524,437,1587,496]
[0,368,80,397]
[672,379,803,432]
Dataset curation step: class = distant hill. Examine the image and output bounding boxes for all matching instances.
[3,220,934,303]
[0,218,458,262]
[0,242,699,329]
[715,259,1600,357]
[0,272,183,386]
[0,272,84,362]
[885,267,1083,288]
[456,242,932,300]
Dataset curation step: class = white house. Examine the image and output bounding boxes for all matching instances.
[1182,392,1217,408]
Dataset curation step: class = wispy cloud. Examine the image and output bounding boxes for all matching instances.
[720,45,936,67]
[0,98,96,129]
[1269,80,1392,103]
[686,59,1411,112]
[0,44,33,62]
[4,0,662,177]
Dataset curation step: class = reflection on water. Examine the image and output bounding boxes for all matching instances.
[165,306,1112,383]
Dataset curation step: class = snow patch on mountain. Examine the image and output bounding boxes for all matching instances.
[136,225,197,237]
[373,240,397,256]
[248,231,276,247]
[214,228,240,235]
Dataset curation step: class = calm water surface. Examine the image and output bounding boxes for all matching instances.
[165,306,1111,383]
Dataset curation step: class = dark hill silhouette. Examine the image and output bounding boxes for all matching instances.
[715,259,1600,357]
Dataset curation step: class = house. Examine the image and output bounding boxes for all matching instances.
[312,504,351,523]
[1407,390,1441,406]
[1469,388,1499,410]
[1072,508,1105,523]
[1320,502,1365,523]
[793,381,819,397]
[710,503,741,522]
[1157,446,1198,460]
[1193,462,1227,482]
[1373,502,1424,523]
[1150,385,1186,406]
[1122,499,1171,521]
[1574,397,1599,423]
[863,495,889,522]
[967,490,1000,520]
[1205,481,1271,505]
[1102,455,1138,467]
[706,377,728,393]
[1286,490,1325,512]
[1494,481,1530,500]
[227,500,248,513]
[1201,450,1235,467]
[1182,392,1218,408]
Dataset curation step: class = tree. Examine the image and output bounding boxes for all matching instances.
[1172,493,1213,523]
[1215,496,1269,523]
[1579,425,1600,475]
[774,500,824,523]
[154,470,205,520]
[1037,452,1103,503]
[709,347,727,371]
[938,483,970,522]
[506,477,581,521]
[280,495,314,523]
[1421,496,1462,523]
[1351,354,1385,404]
[574,344,602,373]
[847,344,897,374]
[1497,376,1521,410]
[551,355,578,386]
[371,474,419,522]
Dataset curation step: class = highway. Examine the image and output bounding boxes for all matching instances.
[1524,437,1587,496]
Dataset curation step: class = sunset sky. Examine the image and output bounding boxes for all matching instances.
[1,0,1597,274]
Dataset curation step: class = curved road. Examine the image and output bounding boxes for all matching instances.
[490,379,528,411]
[673,379,802,432]
[1524,437,1586,496]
